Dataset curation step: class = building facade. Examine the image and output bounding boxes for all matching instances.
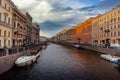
[31,23,40,45]
[65,27,75,43]
[0,0,14,48]
[75,17,95,44]
[12,6,27,47]
[25,12,32,46]
[92,5,120,45]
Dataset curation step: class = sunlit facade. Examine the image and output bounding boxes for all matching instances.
[92,5,120,45]
[0,0,14,48]
[74,17,95,44]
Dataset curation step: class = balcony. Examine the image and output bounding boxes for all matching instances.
[0,21,12,28]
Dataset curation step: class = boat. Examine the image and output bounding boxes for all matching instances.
[15,55,36,67]
[73,44,83,49]
[100,54,120,62]
[35,52,40,58]
[114,59,120,67]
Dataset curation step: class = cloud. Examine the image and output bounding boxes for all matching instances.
[12,0,120,37]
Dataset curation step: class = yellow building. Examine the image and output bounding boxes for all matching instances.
[92,5,120,46]
[0,0,14,48]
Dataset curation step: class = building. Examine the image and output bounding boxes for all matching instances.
[31,23,40,44]
[92,14,102,45]
[59,29,67,42]
[92,5,120,45]
[75,17,95,44]
[25,12,33,45]
[65,27,75,43]
[12,6,27,47]
[0,0,14,48]
[40,36,48,42]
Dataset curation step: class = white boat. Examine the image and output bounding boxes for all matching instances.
[15,55,36,67]
[100,54,120,62]
[73,44,83,49]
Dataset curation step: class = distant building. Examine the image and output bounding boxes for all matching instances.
[59,29,68,42]
[25,12,33,45]
[92,5,120,45]
[31,23,40,44]
[65,27,75,43]
[40,36,48,42]
[0,0,14,48]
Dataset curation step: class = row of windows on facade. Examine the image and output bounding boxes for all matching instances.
[98,9,120,22]
[99,23,120,32]
[0,13,11,25]
[0,30,10,37]
[98,17,120,26]
[0,40,10,47]
[0,0,11,12]
[99,31,120,38]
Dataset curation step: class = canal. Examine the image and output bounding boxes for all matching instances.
[0,44,120,80]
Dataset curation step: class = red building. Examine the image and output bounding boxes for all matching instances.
[74,17,95,44]
[13,6,27,47]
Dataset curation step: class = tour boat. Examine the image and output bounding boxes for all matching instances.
[100,54,120,62]
[15,55,36,67]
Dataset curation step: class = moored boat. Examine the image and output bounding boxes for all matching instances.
[73,44,83,49]
[114,59,120,67]
[15,55,36,67]
[100,54,120,62]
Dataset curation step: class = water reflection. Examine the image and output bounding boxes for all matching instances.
[0,44,120,80]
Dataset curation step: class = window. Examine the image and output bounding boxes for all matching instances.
[0,0,2,5]
[118,24,120,28]
[114,32,116,36]
[8,31,10,37]
[0,29,1,36]
[118,17,120,21]
[8,40,10,46]
[4,16,7,23]
[0,13,1,21]
[0,40,1,47]
[8,18,10,25]
[111,33,112,36]
[9,7,10,12]
[4,40,6,47]
[4,31,6,37]
[114,25,116,29]
[118,31,120,36]
[114,18,116,23]
[5,3,6,9]
[118,10,120,14]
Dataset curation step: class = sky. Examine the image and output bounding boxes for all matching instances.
[12,0,120,37]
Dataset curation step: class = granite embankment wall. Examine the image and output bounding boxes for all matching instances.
[0,52,23,75]
[0,45,42,75]
[81,45,120,55]
[54,42,120,55]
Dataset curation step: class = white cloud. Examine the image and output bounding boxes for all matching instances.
[11,0,99,37]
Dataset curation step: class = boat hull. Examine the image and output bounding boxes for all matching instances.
[15,56,37,67]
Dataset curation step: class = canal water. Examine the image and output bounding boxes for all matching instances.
[0,44,120,80]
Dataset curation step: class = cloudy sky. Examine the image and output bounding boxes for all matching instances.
[12,0,120,37]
